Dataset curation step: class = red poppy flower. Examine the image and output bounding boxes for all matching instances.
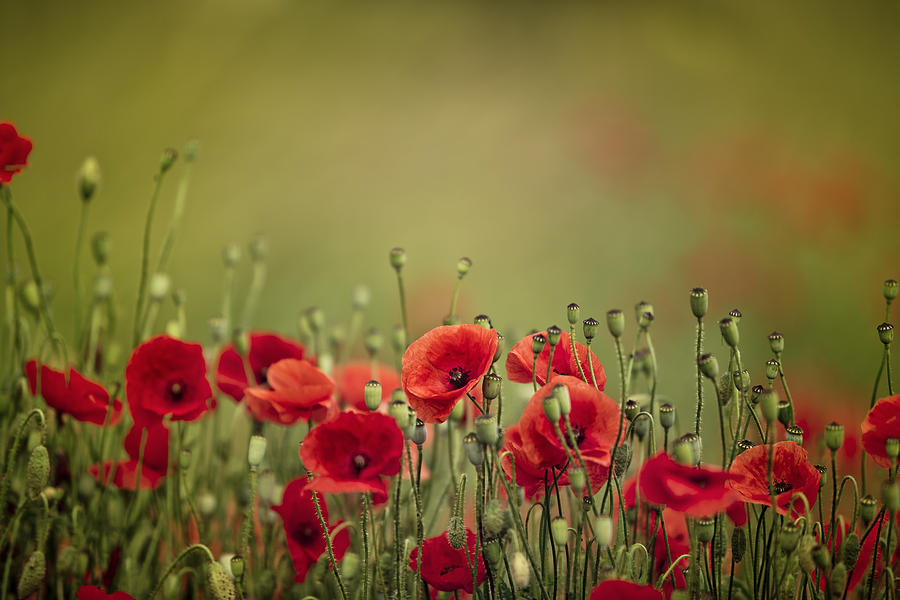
[519,376,620,482]
[244,359,335,425]
[335,362,400,411]
[76,586,137,600]
[215,331,306,402]
[89,421,170,490]
[401,324,498,423]
[125,335,213,424]
[500,424,551,499]
[300,410,403,496]
[790,375,862,471]
[728,441,820,516]
[861,395,900,469]
[0,122,33,184]
[589,579,663,600]
[506,330,606,388]
[408,528,487,593]
[272,477,350,583]
[25,360,122,426]
[635,452,739,517]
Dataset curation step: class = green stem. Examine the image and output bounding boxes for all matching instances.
[155,158,193,274]
[362,493,372,600]
[240,260,267,331]
[73,201,89,348]
[696,318,703,434]
[586,339,599,389]
[395,271,408,347]
[569,325,588,383]
[147,544,216,599]
[309,472,349,600]
[133,170,167,346]
[448,275,462,321]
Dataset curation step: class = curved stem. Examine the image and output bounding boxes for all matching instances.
[133,171,167,346]
[147,543,216,599]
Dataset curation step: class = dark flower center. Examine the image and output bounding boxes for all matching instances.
[440,564,461,575]
[773,480,792,495]
[168,381,185,402]
[447,367,471,389]
[566,424,586,447]
[257,366,269,385]
[352,454,369,474]
[293,524,316,544]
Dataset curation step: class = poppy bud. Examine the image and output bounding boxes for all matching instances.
[696,518,714,543]
[484,500,509,538]
[456,256,472,277]
[674,433,700,466]
[553,384,571,416]
[860,494,878,526]
[531,333,546,356]
[760,388,779,423]
[888,437,900,459]
[148,272,171,302]
[448,516,466,549]
[884,479,900,513]
[247,435,266,467]
[17,551,45,599]
[159,147,178,173]
[566,302,581,326]
[510,551,530,589]
[364,328,383,357]
[690,287,708,319]
[568,467,585,493]
[728,308,742,323]
[824,422,844,452]
[546,325,561,347]
[209,317,227,345]
[732,369,751,392]
[550,517,569,547]
[719,317,739,348]
[583,317,600,341]
[222,242,241,268]
[606,309,625,338]
[389,247,406,271]
[748,385,763,405]
[841,532,861,569]
[464,433,484,467]
[443,314,461,326]
[91,231,110,267]
[543,395,561,423]
[412,419,427,446]
[634,301,654,322]
[885,279,899,301]
[594,514,613,546]
[829,563,847,596]
[449,398,465,423]
[480,373,501,402]
[231,329,249,356]
[179,449,192,471]
[364,380,382,411]
[732,527,746,563]
[199,492,217,516]
[26,445,50,499]
[77,156,101,202]
[483,539,501,567]
[390,325,406,354]
[777,400,792,427]
[815,464,828,489]
[475,414,497,446]
[230,555,245,579]
[206,561,237,600]
[879,322,894,345]
[493,331,504,364]
[812,544,830,571]
[765,359,780,381]
[798,534,816,573]
[473,314,492,329]
[20,281,41,313]
[779,522,801,552]
[652,404,674,431]
[613,444,632,477]
[768,331,784,355]
[698,353,719,380]
[404,406,417,438]
[624,398,640,421]
[785,425,803,445]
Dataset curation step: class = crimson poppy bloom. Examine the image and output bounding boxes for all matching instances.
[519,376,620,481]
[25,360,122,426]
[76,586,136,600]
[272,478,350,583]
[728,441,820,516]
[506,330,606,388]
[0,122,33,184]
[500,424,552,499]
[89,421,170,490]
[244,359,335,425]
[215,331,306,402]
[635,452,739,517]
[125,335,213,424]
[589,579,663,600]
[335,362,400,411]
[300,410,403,496]
[408,528,486,593]
[401,324,498,423]
[861,395,900,468]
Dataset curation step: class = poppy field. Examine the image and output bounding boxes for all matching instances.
[3,120,900,600]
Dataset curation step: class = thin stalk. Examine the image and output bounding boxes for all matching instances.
[133,171,167,345]
[395,270,408,347]
[569,325,588,383]
[309,472,349,600]
[73,201,89,348]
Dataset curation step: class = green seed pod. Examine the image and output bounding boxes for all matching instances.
[634,301,654,323]
[732,369,751,392]
[887,437,900,459]
[206,561,236,600]
[765,359,780,381]
[404,406,417,439]
[179,449,192,471]
[696,519,714,543]
[248,235,268,263]
[364,380,382,411]
[673,433,699,466]
[26,445,50,499]
[760,388,779,423]
[583,317,600,341]
[884,479,900,513]
[659,403,675,430]
[698,353,719,380]
[568,467,585,493]
[473,314,492,329]
[606,309,625,339]
[546,325,562,347]
[389,247,406,271]
[482,373,501,401]
[553,384,571,415]
[841,531,861,569]
[448,516,466,549]
[531,332,547,356]
[780,522,801,553]
[824,422,845,452]
[409,419,426,446]
[785,425,803,445]
[690,287,708,319]
[879,322,894,345]
[860,494,878,526]
[493,331,504,364]
[567,303,581,326]
[474,414,498,446]
[638,311,654,329]
[885,279,899,301]
[222,242,242,268]
[815,465,828,489]
[77,156,101,203]
[719,317,739,347]
[464,433,484,467]
[811,544,830,571]
[341,552,360,581]
[732,527,746,563]
[456,257,472,277]
[388,399,409,430]
[159,148,178,173]
[391,324,406,353]
[17,551,46,599]
[542,395,561,423]
[247,435,267,467]
[624,399,640,421]
[728,308,742,323]
[550,517,568,547]
[768,331,785,354]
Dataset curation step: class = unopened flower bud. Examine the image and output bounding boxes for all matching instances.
[696,518,714,543]
[624,399,640,421]
[363,380,382,411]
[690,287,708,319]
[91,231,110,267]
[464,433,484,467]
[222,243,241,268]
[543,395,561,423]
[811,544,830,571]
[841,532,861,568]
[149,273,171,302]
[698,353,719,380]
[483,539,501,566]
[879,322,895,345]
[546,325,561,347]
[606,309,625,338]
[765,359,780,381]
[886,279,899,301]
[179,449,192,471]
[731,527,746,563]
[594,515,613,546]
[17,551,45,599]
[248,436,266,467]
[206,561,237,600]
[510,552,530,589]
[456,257,472,277]
[568,467,585,493]
[883,479,900,512]
[824,422,844,452]
[888,437,900,459]
[719,317,739,347]
[389,247,406,271]
[860,494,878,526]
[659,403,675,430]
[482,373,501,401]
[26,445,50,499]
[364,328,383,357]
[613,444,632,477]
[760,388,779,423]
[829,562,847,596]
[209,317,227,344]
[77,156,101,202]
[798,534,816,573]
[550,517,568,547]
[768,331,784,354]
[474,314,491,329]
[448,516,466,549]
[532,333,546,355]
[583,317,600,341]
[159,147,178,173]
[780,522,801,552]
[475,414,498,446]
[484,500,509,537]
[553,384,571,415]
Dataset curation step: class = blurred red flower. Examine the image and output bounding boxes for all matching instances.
[244,358,335,425]
[335,361,400,411]
[215,331,306,402]
[25,360,122,426]
[500,424,551,499]
[89,421,170,490]
[728,441,820,516]
[401,324,498,423]
[636,452,739,517]
[76,586,136,600]
[861,395,900,469]
[506,330,606,388]
[300,411,403,496]
[125,335,213,424]
[272,478,349,583]
[0,122,33,184]
[589,579,663,600]
[408,528,486,593]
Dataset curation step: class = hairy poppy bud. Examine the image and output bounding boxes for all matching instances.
[222,243,241,268]
[595,515,613,547]
[17,551,45,599]
[448,516,466,549]
[732,527,746,563]
[91,231,110,267]
[698,353,719,380]
[532,333,546,355]
[475,414,497,446]
[484,500,508,538]
[543,395,561,423]
[824,422,844,452]
[879,322,894,345]
[760,388,779,423]
[690,287,708,319]
[247,435,266,467]
[411,419,427,446]
[464,433,484,467]
[658,403,675,430]
[884,479,900,513]
[546,325,562,347]
[780,522,801,552]
[569,467,585,493]
[841,532,861,569]
[812,544,830,571]
[483,539,501,567]
[613,444,632,478]
[606,309,625,338]
[768,331,784,354]
[765,359,780,381]
[696,519,714,543]
[553,384,571,415]
[510,551,529,589]
[885,279,899,301]
[206,561,236,600]
[338,552,360,581]
[473,314,491,329]
[456,257,472,277]
[860,494,878,526]
[364,380,382,411]
[551,517,568,547]
[567,303,581,326]
[785,425,803,445]
[77,156,101,202]
[719,317,739,348]
[829,563,847,597]
[583,317,600,341]
[798,535,816,573]
[482,373,501,401]
[26,445,49,499]
[389,247,406,271]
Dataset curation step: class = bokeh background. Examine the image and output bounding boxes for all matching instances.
[4,1,899,430]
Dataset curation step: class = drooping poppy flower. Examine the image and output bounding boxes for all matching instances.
[25,360,122,426]
[300,410,403,496]
[519,376,620,486]
[125,335,213,424]
[89,421,170,490]
[215,331,306,402]
[861,395,900,469]
[408,528,487,593]
[76,586,137,600]
[244,359,335,425]
[635,452,739,517]
[728,441,820,516]
[506,330,606,388]
[335,362,400,411]
[272,478,350,583]
[0,122,33,184]
[401,324,498,423]
[589,579,663,600]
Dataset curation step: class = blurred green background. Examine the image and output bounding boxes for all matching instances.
[4,1,899,425]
